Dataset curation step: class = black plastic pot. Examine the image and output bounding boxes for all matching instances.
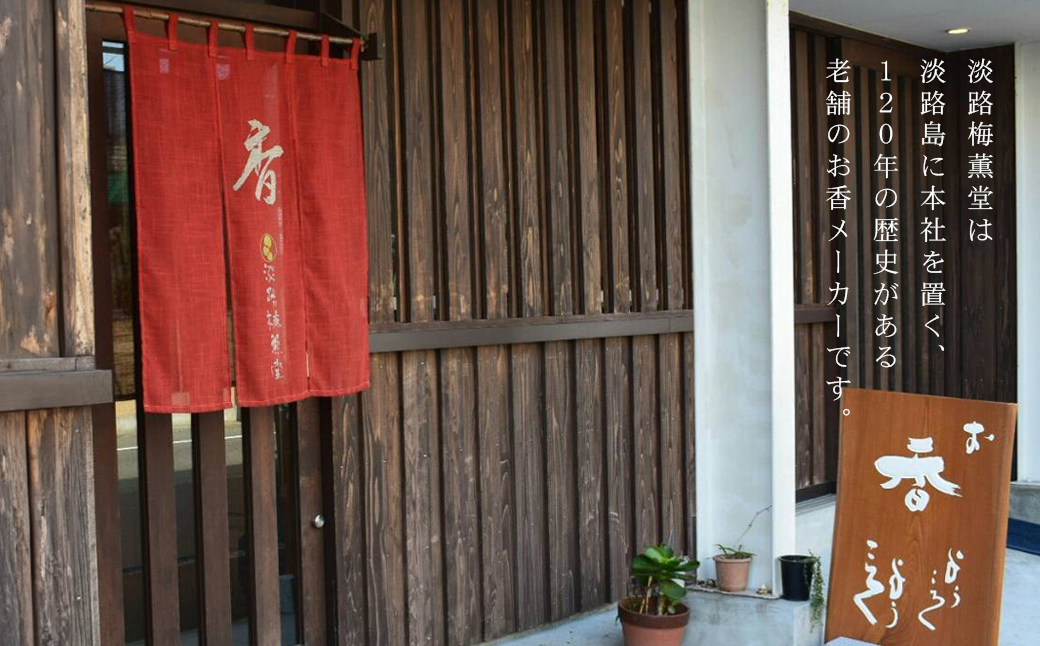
[778,555,814,601]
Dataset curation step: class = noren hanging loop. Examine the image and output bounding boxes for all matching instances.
[320,35,330,67]
[122,4,136,41]
[208,20,218,57]
[349,39,360,70]
[166,12,179,49]
[285,30,297,64]
[245,24,256,60]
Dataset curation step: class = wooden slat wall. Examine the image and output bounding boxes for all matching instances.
[0,1,101,644]
[0,408,100,645]
[323,0,693,644]
[790,22,1018,493]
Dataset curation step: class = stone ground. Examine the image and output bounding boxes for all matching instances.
[488,549,1040,646]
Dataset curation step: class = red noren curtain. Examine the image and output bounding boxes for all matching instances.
[125,10,369,412]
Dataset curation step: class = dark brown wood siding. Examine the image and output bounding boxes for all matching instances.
[790,18,1017,494]
[322,0,694,643]
[0,1,101,644]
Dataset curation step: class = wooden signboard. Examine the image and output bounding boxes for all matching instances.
[826,389,1017,645]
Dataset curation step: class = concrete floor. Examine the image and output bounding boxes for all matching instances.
[490,549,1040,646]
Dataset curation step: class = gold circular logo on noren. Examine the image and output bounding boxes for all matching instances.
[260,233,276,262]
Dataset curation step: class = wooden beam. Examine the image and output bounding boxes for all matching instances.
[794,304,838,325]
[368,310,693,353]
[0,356,95,372]
[0,412,34,646]
[244,407,281,646]
[138,413,180,645]
[0,369,112,412]
[295,399,327,646]
[28,407,101,645]
[192,412,232,646]
[55,0,95,357]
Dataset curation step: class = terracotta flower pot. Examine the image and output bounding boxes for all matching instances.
[618,598,691,646]
[713,555,751,592]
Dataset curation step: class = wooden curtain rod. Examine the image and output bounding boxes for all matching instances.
[86,2,365,49]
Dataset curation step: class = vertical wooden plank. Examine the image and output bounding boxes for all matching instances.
[574,0,605,610]
[545,340,577,620]
[85,23,124,645]
[359,0,397,323]
[403,350,446,646]
[398,0,443,643]
[28,407,100,646]
[326,395,367,646]
[993,46,1017,406]
[508,0,545,319]
[811,34,830,484]
[192,412,232,646]
[508,0,547,630]
[0,411,33,646]
[604,0,632,314]
[542,0,578,621]
[629,0,658,311]
[574,0,603,316]
[896,76,917,395]
[295,400,327,646]
[510,341,547,630]
[476,344,514,637]
[632,335,658,550]
[91,402,123,646]
[0,0,60,359]
[361,355,406,646]
[682,333,696,559]
[55,0,95,356]
[137,412,180,645]
[439,0,475,323]
[542,0,574,316]
[400,0,436,324]
[437,1,478,643]
[476,0,511,319]
[658,334,684,548]
[857,67,875,391]
[244,408,280,646]
[576,337,606,609]
[473,0,515,638]
[792,30,813,490]
[842,54,862,389]
[654,0,684,310]
[942,51,961,399]
[605,336,633,598]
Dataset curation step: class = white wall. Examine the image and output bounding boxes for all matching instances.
[795,496,837,590]
[1017,40,1040,483]
[689,0,796,590]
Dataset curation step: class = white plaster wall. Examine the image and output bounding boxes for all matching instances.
[794,496,837,591]
[689,0,795,589]
[1016,40,1040,483]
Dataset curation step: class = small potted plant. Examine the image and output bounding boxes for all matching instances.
[713,544,754,592]
[618,544,698,646]
[778,553,825,626]
[710,505,768,593]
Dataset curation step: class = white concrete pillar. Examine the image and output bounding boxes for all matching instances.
[1016,40,1040,483]
[688,0,796,590]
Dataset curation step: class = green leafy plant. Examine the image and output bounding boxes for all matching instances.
[628,544,699,616]
[806,552,825,627]
[715,543,755,560]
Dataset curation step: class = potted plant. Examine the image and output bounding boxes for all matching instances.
[778,553,825,625]
[713,544,754,592]
[710,505,768,593]
[618,544,698,646]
